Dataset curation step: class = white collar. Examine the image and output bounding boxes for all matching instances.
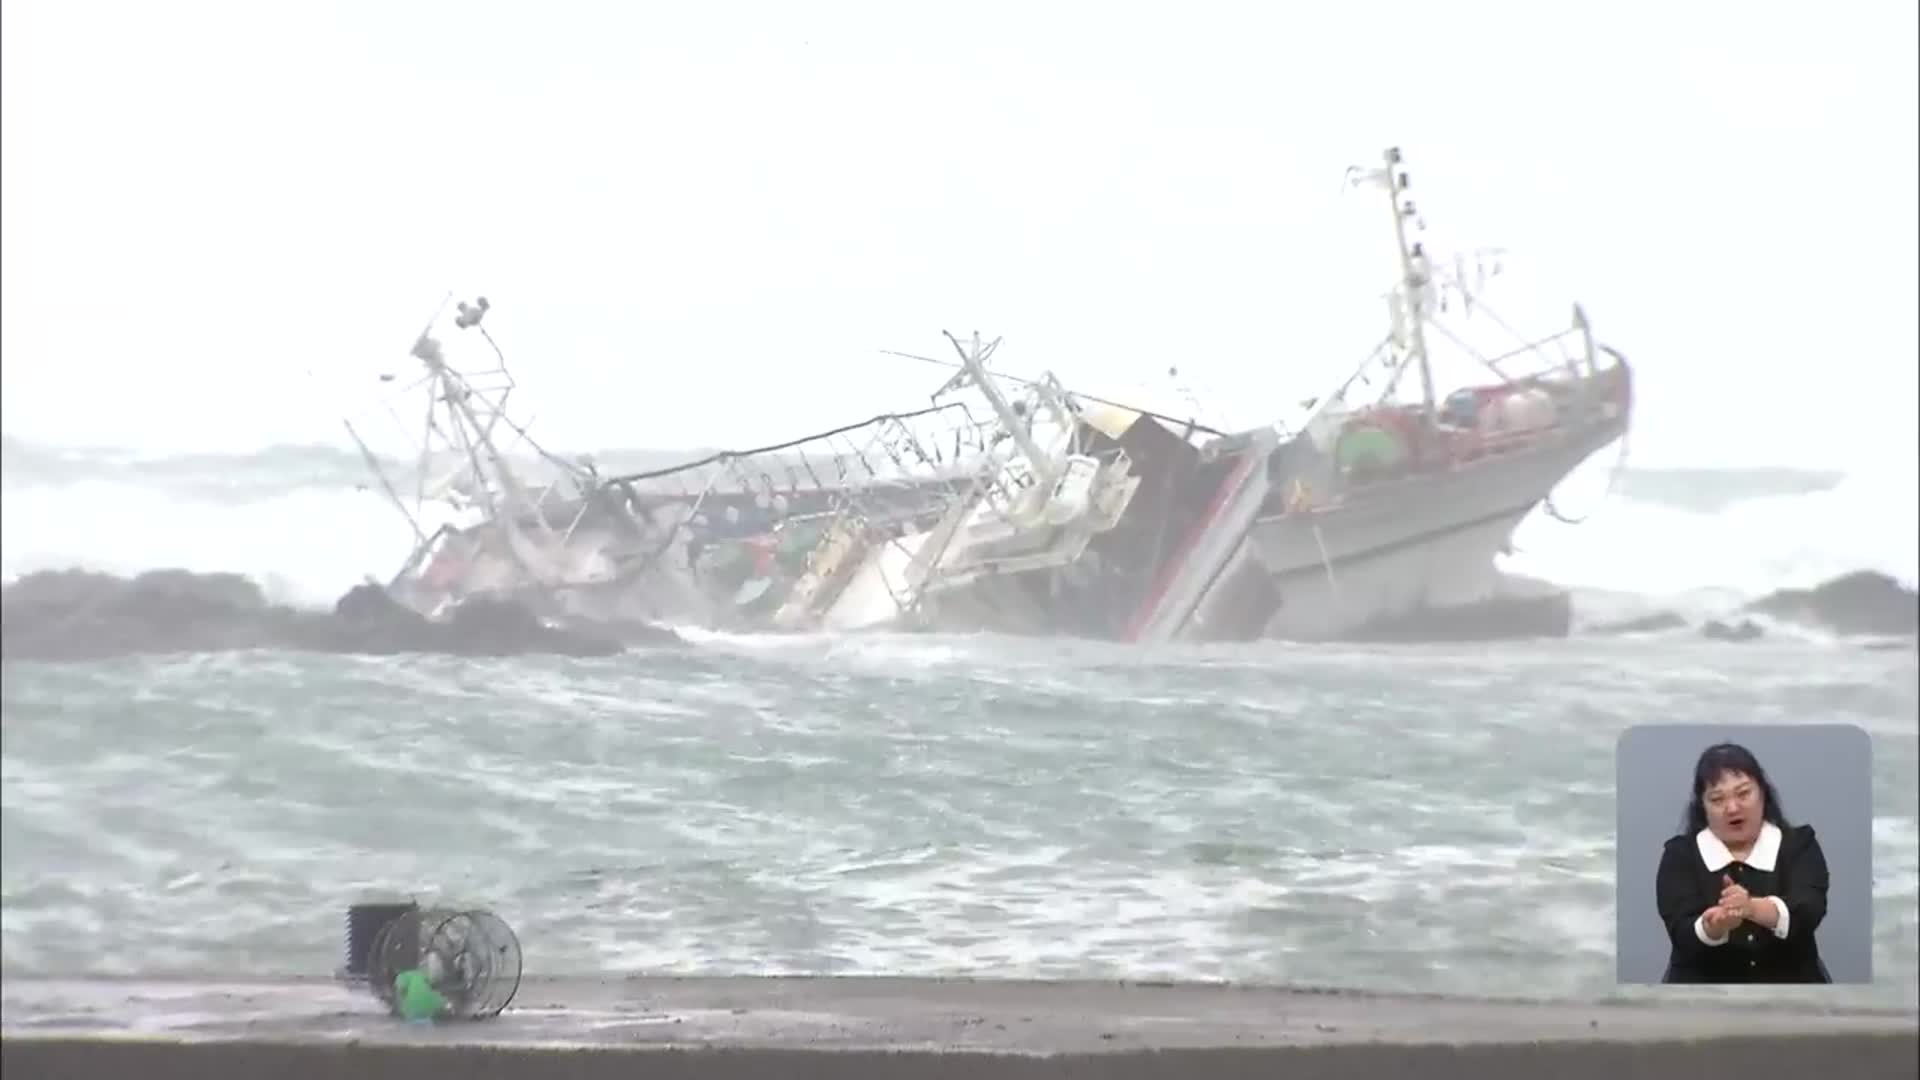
[1696,821,1781,872]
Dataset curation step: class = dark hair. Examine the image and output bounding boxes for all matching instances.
[1682,742,1789,834]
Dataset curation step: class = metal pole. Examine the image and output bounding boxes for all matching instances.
[1381,148,1439,423]
[944,331,1052,484]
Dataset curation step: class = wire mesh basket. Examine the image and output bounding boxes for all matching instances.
[350,903,523,1020]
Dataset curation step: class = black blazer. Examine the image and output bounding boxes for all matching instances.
[1655,823,1830,983]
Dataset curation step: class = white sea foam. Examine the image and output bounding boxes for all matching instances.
[0,477,439,607]
[1504,454,1919,596]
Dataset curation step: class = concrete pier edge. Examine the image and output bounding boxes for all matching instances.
[6,1032,1920,1080]
[5,975,1915,1079]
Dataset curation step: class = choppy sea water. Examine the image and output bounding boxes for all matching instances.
[4,632,1914,1008]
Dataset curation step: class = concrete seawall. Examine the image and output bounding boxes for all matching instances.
[5,976,1916,1079]
[9,1034,1920,1080]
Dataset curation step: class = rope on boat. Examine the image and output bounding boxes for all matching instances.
[603,402,980,486]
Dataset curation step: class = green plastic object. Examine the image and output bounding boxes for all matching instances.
[393,968,448,1022]
[1335,426,1406,469]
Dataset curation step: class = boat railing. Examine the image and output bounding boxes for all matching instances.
[1291,360,1629,507]
[603,401,992,497]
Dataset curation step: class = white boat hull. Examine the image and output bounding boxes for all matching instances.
[820,532,932,632]
[1246,427,1620,640]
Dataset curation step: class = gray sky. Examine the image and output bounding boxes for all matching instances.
[3,0,1914,469]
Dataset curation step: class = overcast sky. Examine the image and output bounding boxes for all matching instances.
[3,0,1914,469]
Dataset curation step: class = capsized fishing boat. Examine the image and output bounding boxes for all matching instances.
[346,306,1196,637]
[348,147,1631,644]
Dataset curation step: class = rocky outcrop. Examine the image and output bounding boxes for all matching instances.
[0,569,671,662]
[1742,570,1918,637]
[1590,613,1764,641]
[1587,611,1689,636]
[1700,618,1764,642]
[1583,570,1918,643]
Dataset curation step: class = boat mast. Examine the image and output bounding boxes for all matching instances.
[1377,147,1438,423]
[408,301,557,541]
[944,330,1054,483]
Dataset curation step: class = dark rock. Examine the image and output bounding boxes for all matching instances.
[0,569,276,659]
[1588,611,1688,635]
[334,582,409,624]
[442,595,628,657]
[0,568,660,662]
[1701,618,1764,642]
[580,615,688,648]
[1743,570,1919,637]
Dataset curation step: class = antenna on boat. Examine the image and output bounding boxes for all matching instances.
[409,308,535,526]
[1349,147,1438,424]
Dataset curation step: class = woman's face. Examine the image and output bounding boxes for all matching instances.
[1702,769,1765,847]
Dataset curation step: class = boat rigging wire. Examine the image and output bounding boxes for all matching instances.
[879,349,1231,439]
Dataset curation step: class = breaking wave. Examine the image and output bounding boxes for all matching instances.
[2,436,1915,611]
[1504,453,1920,601]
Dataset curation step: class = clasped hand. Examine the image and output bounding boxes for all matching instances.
[1702,874,1755,936]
